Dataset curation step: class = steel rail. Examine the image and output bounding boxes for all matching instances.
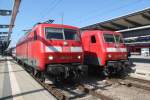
[107,77,150,92]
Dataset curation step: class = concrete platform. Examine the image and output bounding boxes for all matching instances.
[129,55,150,81]
[0,56,56,100]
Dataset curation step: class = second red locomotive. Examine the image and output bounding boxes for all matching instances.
[16,22,87,82]
[81,30,129,76]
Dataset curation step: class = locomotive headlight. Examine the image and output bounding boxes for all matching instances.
[48,56,53,60]
[108,54,112,58]
[78,55,81,59]
[64,41,68,46]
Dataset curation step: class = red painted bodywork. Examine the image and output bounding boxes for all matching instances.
[16,24,83,71]
[81,30,128,66]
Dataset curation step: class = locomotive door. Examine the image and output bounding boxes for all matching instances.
[27,38,28,64]
[89,34,99,65]
[26,36,29,65]
[27,34,31,65]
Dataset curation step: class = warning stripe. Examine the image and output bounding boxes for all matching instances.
[106,48,127,52]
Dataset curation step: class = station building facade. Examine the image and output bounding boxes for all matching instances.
[119,26,150,56]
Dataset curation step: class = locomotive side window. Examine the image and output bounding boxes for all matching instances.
[34,31,37,40]
[103,34,115,43]
[64,29,79,41]
[91,35,96,43]
[45,28,63,40]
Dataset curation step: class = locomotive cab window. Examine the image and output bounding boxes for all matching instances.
[45,28,63,40]
[103,34,115,43]
[34,31,37,40]
[45,28,80,41]
[91,35,96,43]
[64,29,80,41]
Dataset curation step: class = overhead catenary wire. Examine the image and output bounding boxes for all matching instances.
[38,0,57,20]
[69,0,115,23]
[76,0,143,24]
[39,0,63,21]
[17,0,64,43]
[45,0,63,19]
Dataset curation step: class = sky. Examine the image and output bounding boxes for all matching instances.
[0,0,150,47]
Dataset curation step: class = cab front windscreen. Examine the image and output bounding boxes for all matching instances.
[45,28,80,41]
[103,33,123,43]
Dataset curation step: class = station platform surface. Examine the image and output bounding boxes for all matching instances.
[129,55,150,80]
[0,56,56,100]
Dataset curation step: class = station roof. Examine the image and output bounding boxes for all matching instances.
[81,8,150,31]
[0,0,21,51]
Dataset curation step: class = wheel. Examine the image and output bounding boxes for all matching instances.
[40,72,45,82]
[117,65,128,78]
[31,67,35,75]
[55,76,61,83]
[35,70,45,82]
[67,70,81,83]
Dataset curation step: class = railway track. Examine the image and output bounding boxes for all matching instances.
[127,77,150,84]
[31,75,150,100]
[31,73,114,100]
[107,76,150,92]
[76,83,113,100]
[31,75,67,100]
[125,77,150,91]
[15,59,113,100]
[11,57,150,100]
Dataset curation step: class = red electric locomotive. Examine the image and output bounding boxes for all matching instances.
[81,30,129,76]
[16,22,87,82]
